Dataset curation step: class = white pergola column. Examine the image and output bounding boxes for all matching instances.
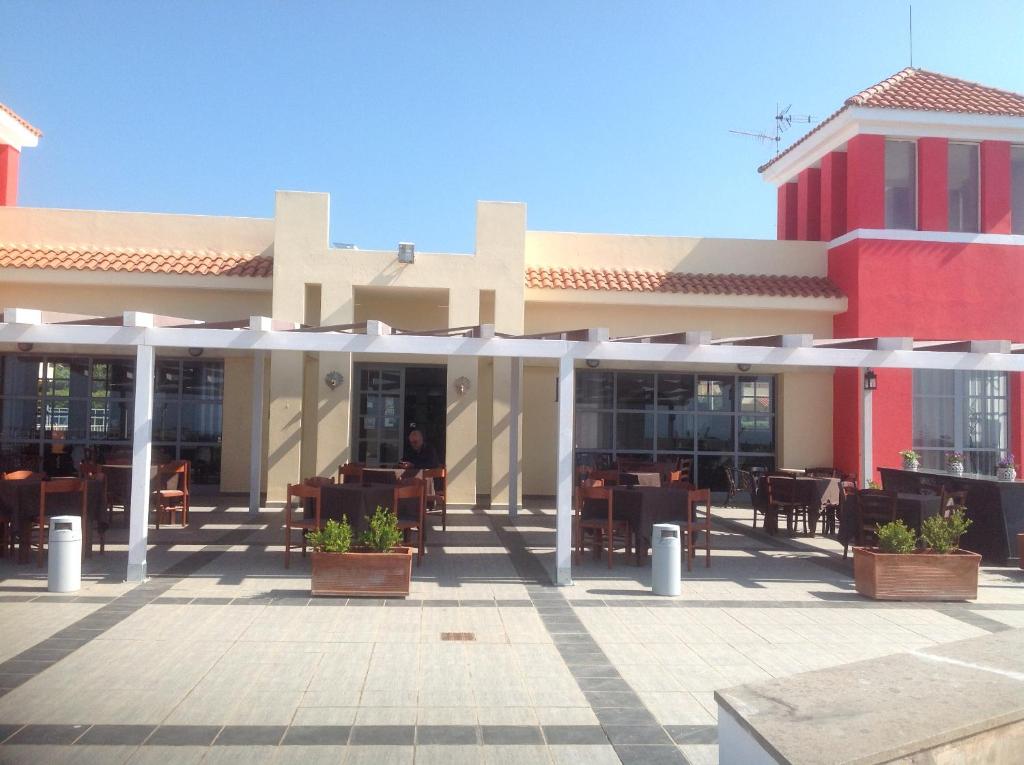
[861,368,873,487]
[127,339,155,582]
[507,357,521,520]
[249,350,266,514]
[555,354,574,586]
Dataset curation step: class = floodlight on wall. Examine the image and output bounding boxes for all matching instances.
[863,368,878,391]
[454,376,471,396]
[17,343,33,352]
[324,370,344,390]
[188,347,204,358]
[398,242,415,264]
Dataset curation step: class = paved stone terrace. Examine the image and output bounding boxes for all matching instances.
[0,498,1021,764]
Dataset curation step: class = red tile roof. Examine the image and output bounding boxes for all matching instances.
[0,243,272,277]
[759,68,1024,173]
[0,102,42,138]
[525,266,843,299]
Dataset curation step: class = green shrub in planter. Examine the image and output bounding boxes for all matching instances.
[361,506,404,552]
[876,520,917,554]
[921,508,971,554]
[307,517,353,553]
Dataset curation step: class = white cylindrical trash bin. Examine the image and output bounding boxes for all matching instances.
[651,523,681,596]
[48,515,82,593]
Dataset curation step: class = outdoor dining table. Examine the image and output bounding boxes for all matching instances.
[838,492,942,548]
[316,482,422,536]
[583,485,690,565]
[0,475,108,562]
[100,463,161,516]
[760,475,841,536]
[363,467,436,497]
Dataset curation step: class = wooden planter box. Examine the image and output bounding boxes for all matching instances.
[853,547,981,601]
[311,546,413,598]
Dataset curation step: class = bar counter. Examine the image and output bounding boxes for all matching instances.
[879,467,1024,563]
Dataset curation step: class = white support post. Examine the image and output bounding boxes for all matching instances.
[860,369,873,488]
[508,357,521,520]
[555,354,574,586]
[127,343,155,582]
[249,351,266,513]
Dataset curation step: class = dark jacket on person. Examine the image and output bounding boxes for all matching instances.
[403,442,439,470]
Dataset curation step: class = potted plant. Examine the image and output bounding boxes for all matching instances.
[946,451,965,476]
[899,449,920,471]
[853,509,980,601]
[996,454,1017,481]
[307,508,413,597]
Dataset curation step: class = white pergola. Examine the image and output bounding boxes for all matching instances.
[4,307,1024,586]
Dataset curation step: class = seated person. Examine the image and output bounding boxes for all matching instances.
[400,429,439,470]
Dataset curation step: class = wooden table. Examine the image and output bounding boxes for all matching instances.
[761,475,840,536]
[0,476,108,562]
[318,483,422,536]
[594,485,691,565]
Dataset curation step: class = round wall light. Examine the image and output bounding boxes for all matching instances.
[454,376,471,396]
[585,359,601,369]
[16,342,33,352]
[324,370,344,390]
[188,347,204,358]
[737,363,752,372]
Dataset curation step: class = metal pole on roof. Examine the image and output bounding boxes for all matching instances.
[126,341,155,582]
[555,354,574,586]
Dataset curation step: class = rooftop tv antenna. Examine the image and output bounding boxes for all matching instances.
[730,103,816,156]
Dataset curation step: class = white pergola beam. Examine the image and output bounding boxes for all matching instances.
[127,343,155,582]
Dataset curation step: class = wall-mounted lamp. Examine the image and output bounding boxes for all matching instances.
[585,359,600,369]
[324,370,344,390]
[863,368,878,391]
[188,347,204,358]
[16,342,33,352]
[398,242,415,264]
[737,363,752,372]
[454,376,471,396]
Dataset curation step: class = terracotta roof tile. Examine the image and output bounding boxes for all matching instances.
[525,266,843,299]
[0,243,272,278]
[759,68,1024,173]
[0,102,42,137]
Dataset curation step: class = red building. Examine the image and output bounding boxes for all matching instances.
[761,68,1024,481]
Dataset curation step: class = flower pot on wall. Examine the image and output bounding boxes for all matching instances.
[949,463,964,476]
[311,547,413,597]
[853,547,981,601]
[997,466,1017,481]
[903,458,919,471]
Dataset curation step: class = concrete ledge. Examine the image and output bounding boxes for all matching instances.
[715,629,1024,764]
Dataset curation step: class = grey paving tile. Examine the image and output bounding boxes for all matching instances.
[307,598,347,606]
[495,599,532,607]
[0,659,57,674]
[76,724,156,745]
[146,725,222,746]
[479,726,544,745]
[214,725,286,745]
[191,597,234,605]
[153,597,193,605]
[575,677,631,693]
[346,599,385,607]
[566,663,619,677]
[349,725,415,745]
[281,725,351,745]
[602,725,674,746]
[458,599,496,607]
[593,708,658,727]
[0,724,24,743]
[613,744,689,764]
[416,725,478,744]
[385,599,423,607]
[664,724,717,745]
[421,600,460,607]
[7,724,89,745]
[541,725,610,745]
[584,691,645,709]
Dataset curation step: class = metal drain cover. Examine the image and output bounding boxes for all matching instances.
[440,631,476,641]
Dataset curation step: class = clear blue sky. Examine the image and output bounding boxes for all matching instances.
[4,1,1024,252]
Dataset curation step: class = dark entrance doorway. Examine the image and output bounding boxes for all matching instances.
[354,364,446,466]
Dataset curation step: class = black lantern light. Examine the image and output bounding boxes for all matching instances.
[863,368,878,391]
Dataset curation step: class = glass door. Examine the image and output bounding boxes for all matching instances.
[355,367,404,465]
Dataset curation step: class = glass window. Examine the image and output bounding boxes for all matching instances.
[616,413,655,451]
[1,356,41,397]
[913,370,1008,474]
[948,143,980,233]
[696,414,734,452]
[616,373,655,410]
[657,374,694,411]
[575,411,613,450]
[575,371,614,409]
[1012,146,1024,235]
[885,139,917,229]
[656,413,694,451]
[696,376,733,412]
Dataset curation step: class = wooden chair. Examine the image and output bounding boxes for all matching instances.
[574,484,632,569]
[588,469,622,486]
[393,479,427,565]
[938,488,968,518]
[723,467,756,511]
[284,482,322,568]
[305,475,335,488]
[853,489,898,547]
[839,480,859,558]
[36,478,89,568]
[76,462,110,553]
[674,456,693,486]
[152,460,190,529]
[0,471,45,558]
[766,475,810,535]
[336,462,364,484]
[683,488,713,571]
[422,466,447,531]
